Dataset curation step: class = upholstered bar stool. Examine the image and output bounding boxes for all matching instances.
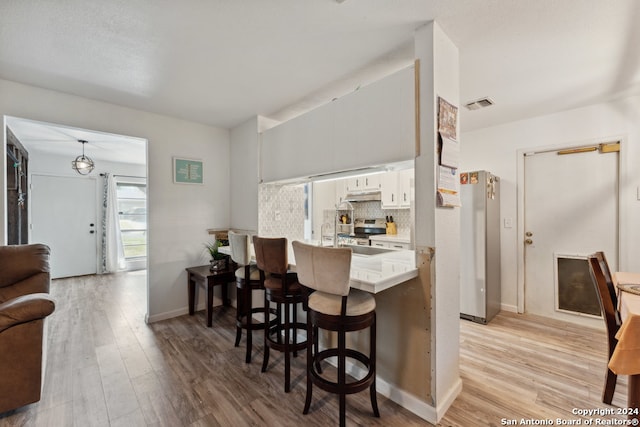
[228,230,272,363]
[252,236,307,393]
[292,241,379,427]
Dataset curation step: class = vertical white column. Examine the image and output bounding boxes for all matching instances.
[414,21,462,420]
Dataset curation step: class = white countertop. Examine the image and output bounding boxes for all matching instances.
[220,242,417,294]
[368,234,411,244]
[348,248,417,293]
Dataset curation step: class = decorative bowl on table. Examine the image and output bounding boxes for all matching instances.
[210,258,227,271]
[205,240,228,271]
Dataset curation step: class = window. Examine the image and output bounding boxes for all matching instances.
[116,182,147,259]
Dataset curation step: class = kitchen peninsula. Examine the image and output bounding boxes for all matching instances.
[219,241,417,294]
[217,234,429,419]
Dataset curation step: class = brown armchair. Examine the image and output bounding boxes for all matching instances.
[0,244,56,414]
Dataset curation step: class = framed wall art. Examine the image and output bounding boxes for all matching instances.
[173,157,203,184]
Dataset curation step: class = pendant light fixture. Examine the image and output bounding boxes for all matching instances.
[71,139,95,175]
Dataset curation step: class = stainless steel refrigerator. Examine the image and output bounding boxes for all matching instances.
[460,170,501,324]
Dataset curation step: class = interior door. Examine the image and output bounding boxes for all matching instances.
[524,146,618,325]
[30,174,97,278]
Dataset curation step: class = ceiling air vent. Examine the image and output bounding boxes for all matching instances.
[464,97,494,111]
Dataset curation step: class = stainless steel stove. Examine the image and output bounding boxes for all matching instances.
[352,218,386,245]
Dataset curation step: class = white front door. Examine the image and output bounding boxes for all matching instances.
[523,146,618,326]
[30,174,97,278]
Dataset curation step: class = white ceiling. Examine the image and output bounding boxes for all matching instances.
[5,116,146,165]
[2,0,640,160]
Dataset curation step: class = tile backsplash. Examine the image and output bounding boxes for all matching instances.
[323,202,411,232]
[258,183,306,242]
[353,201,411,234]
[260,181,412,244]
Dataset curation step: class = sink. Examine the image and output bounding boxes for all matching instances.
[342,245,394,256]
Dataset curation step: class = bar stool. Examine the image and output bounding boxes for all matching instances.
[252,236,307,393]
[228,231,273,363]
[292,241,379,427]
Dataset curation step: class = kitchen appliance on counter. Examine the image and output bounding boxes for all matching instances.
[460,170,501,324]
[351,218,387,246]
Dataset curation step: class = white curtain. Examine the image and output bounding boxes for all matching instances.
[102,173,126,272]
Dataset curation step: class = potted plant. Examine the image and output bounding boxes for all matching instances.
[205,240,227,270]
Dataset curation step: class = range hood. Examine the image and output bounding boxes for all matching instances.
[344,191,382,202]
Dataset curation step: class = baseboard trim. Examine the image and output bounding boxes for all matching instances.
[501,303,518,313]
[146,303,207,323]
[434,377,463,422]
[336,359,440,423]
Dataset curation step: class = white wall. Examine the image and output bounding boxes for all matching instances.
[1,78,230,321]
[230,117,259,232]
[461,95,640,311]
[415,22,462,419]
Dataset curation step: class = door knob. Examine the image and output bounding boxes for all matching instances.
[525,231,533,237]
[525,239,533,245]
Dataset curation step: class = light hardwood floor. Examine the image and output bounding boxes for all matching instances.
[0,272,628,426]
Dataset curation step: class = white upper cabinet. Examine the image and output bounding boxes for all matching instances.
[332,67,415,174]
[261,101,334,183]
[380,171,399,208]
[345,174,380,192]
[260,66,415,183]
[398,168,413,208]
[381,168,413,209]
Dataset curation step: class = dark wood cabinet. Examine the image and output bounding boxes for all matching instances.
[6,127,29,245]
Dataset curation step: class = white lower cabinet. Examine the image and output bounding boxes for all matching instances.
[369,238,411,250]
[388,242,411,250]
[371,240,388,248]
[381,260,413,275]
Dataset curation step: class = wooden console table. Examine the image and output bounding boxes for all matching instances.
[186,264,235,327]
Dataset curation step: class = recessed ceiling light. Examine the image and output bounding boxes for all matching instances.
[464,97,494,111]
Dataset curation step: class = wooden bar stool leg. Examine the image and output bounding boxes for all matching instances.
[314,325,322,373]
[234,281,243,347]
[277,303,283,344]
[339,329,346,427]
[293,303,298,357]
[245,285,253,363]
[303,314,313,414]
[262,293,270,373]
[370,313,380,417]
[284,301,291,392]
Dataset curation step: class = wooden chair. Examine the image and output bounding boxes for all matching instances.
[229,231,273,363]
[252,236,307,393]
[588,251,621,404]
[292,241,379,427]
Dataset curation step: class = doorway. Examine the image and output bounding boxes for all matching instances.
[519,142,619,327]
[4,116,148,288]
